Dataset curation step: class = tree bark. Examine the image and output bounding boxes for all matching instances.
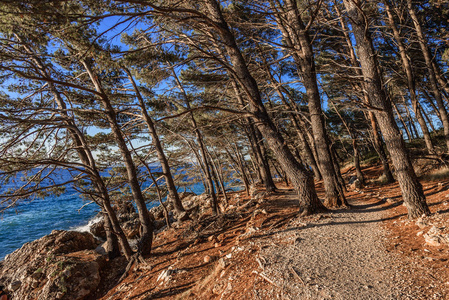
[266,67,322,180]
[83,60,154,255]
[21,42,131,259]
[273,0,347,207]
[334,5,394,182]
[407,0,449,152]
[204,0,325,215]
[124,68,186,216]
[209,148,229,204]
[231,80,277,191]
[392,99,413,140]
[170,67,219,215]
[330,101,365,186]
[384,1,434,153]
[222,141,251,195]
[343,0,430,218]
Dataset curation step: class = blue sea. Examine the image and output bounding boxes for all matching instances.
[0,168,237,260]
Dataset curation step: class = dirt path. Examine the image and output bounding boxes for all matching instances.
[254,188,423,300]
[96,177,449,300]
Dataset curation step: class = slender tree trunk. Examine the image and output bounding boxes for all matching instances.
[207,149,228,203]
[20,41,130,258]
[272,160,289,186]
[124,68,186,216]
[353,140,365,186]
[204,0,325,215]
[231,80,277,191]
[253,128,277,190]
[402,97,419,139]
[178,135,210,195]
[274,0,346,208]
[146,166,171,229]
[223,143,251,195]
[384,1,434,153]
[330,144,347,192]
[267,68,322,180]
[170,67,219,215]
[83,60,154,255]
[432,61,449,100]
[335,4,394,183]
[392,100,412,140]
[330,102,365,186]
[248,152,263,184]
[407,0,449,151]
[421,87,442,121]
[209,148,229,204]
[368,111,395,183]
[343,0,430,218]
[421,106,437,133]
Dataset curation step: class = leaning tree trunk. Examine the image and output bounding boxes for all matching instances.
[209,148,229,204]
[392,99,413,140]
[402,96,420,139]
[407,0,449,152]
[432,61,449,100]
[205,0,325,215]
[125,68,186,216]
[353,140,365,186]
[222,142,251,195]
[335,5,394,183]
[253,127,277,191]
[171,68,220,215]
[384,0,434,154]
[274,0,347,208]
[21,41,129,259]
[83,60,154,255]
[343,0,430,218]
[367,112,395,183]
[421,105,437,133]
[267,68,322,180]
[330,101,365,186]
[232,80,277,191]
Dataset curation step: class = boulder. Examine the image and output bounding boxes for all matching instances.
[423,226,449,247]
[0,230,103,300]
[121,217,140,239]
[90,219,106,240]
[150,203,173,220]
[178,192,196,203]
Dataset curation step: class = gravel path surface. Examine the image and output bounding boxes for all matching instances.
[255,191,422,300]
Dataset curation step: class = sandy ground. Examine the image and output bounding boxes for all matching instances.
[256,189,423,299]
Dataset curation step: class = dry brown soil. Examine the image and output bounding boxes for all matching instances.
[92,164,449,300]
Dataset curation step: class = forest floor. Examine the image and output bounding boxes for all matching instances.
[93,163,449,300]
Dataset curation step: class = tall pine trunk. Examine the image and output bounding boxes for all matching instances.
[205,0,325,215]
[343,0,430,218]
[83,60,154,255]
[23,43,131,259]
[335,4,394,183]
[125,68,186,217]
[232,80,277,191]
[384,1,434,154]
[407,0,449,152]
[274,0,347,207]
[171,67,220,215]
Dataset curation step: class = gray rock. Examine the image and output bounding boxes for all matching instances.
[0,230,103,300]
[90,219,106,240]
